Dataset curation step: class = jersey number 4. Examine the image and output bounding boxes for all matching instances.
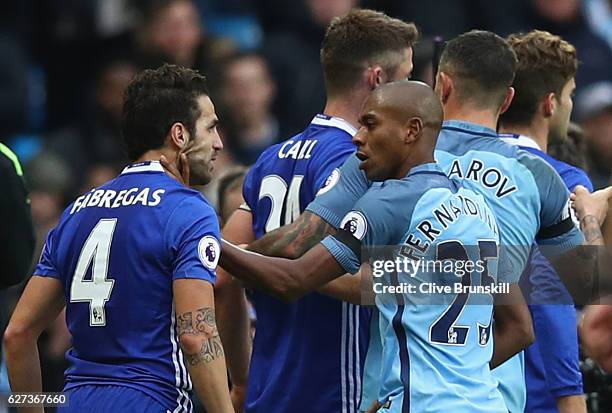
[70,218,116,327]
[259,175,303,232]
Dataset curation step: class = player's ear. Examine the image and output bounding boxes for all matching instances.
[368,66,384,90]
[405,117,423,143]
[542,92,555,118]
[436,72,452,105]
[498,87,515,115]
[168,122,189,150]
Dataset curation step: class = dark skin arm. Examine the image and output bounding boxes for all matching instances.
[247,211,334,258]
[220,241,346,302]
[547,186,612,304]
[490,284,535,369]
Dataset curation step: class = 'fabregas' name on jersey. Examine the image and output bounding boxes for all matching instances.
[70,187,165,213]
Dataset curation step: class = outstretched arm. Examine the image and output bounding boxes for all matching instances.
[220,241,345,301]
[547,186,612,303]
[246,211,334,259]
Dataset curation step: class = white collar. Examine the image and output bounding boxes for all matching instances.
[310,114,358,137]
[499,133,542,151]
[121,160,165,174]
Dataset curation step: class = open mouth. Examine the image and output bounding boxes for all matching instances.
[355,151,369,162]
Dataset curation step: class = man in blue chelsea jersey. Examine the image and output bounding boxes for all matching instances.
[499,30,589,413]
[213,10,419,413]
[4,65,233,413]
[220,81,532,413]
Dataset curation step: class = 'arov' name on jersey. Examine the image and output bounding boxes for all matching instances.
[447,159,517,198]
[70,187,165,214]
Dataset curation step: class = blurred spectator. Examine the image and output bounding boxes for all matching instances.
[216,166,248,225]
[584,0,612,50]
[411,37,436,86]
[576,81,612,188]
[366,0,525,39]
[83,60,137,169]
[27,0,137,131]
[0,35,28,138]
[526,0,612,90]
[262,0,358,135]
[134,0,236,75]
[218,53,279,164]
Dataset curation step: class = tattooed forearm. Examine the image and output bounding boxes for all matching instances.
[185,336,225,366]
[248,211,334,258]
[581,215,605,245]
[177,307,224,365]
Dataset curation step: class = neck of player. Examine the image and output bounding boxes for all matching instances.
[498,121,548,152]
[136,148,179,165]
[442,102,500,132]
[398,145,435,179]
[323,92,369,129]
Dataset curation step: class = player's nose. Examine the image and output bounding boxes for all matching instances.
[352,127,366,146]
[213,131,224,151]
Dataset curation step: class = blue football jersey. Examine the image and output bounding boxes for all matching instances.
[306,120,585,412]
[322,163,506,412]
[241,114,371,413]
[501,133,589,413]
[34,161,221,413]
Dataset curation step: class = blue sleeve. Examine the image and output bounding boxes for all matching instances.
[310,140,356,194]
[519,152,584,251]
[530,305,583,397]
[563,168,594,193]
[306,153,372,228]
[166,196,221,284]
[34,227,60,279]
[321,186,402,274]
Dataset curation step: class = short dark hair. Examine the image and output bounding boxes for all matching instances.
[122,64,209,160]
[321,9,419,96]
[439,30,516,110]
[501,30,578,126]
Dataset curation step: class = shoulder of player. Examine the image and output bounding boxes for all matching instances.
[515,148,561,182]
[437,128,520,158]
[359,176,444,211]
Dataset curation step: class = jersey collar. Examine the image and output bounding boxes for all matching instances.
[498,133,542,151]
[441,120,497,138]
[310,114,358,137]
[121,160,165,175]
[406,162,445,177]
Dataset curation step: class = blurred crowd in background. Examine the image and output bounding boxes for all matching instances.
[1,0,612,410]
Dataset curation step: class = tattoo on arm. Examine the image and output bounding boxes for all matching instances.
[248,212,334,258]
[581,215,604,244]
[177,307,224,365]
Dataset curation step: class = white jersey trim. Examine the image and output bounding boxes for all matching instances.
[499,134,542,151]
[311,115,358,137]
[121,160,165,174]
